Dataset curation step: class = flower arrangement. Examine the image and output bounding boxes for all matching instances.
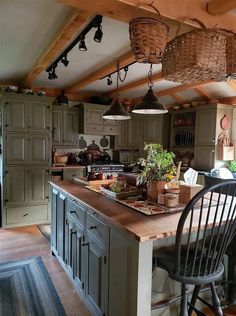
[136,143,176,186]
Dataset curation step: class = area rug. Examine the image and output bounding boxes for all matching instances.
[0,256,66,316]
[37,224,51,242]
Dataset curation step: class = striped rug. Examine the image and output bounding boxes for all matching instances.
[0,256,66,316]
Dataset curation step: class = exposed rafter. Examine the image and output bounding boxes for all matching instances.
[24,9,94,87]
[219,96,236,105]
[58,0,236,33]
[207,0,236,15]
[194,87,210,98]
[172,94,185,104]
[67,51,135,92]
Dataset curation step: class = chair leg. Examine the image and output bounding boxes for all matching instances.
[180,283,189,316]
[188,285,201,316]
[210,282,223,316]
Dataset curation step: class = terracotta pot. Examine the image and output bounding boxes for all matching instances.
[147,180,167,202]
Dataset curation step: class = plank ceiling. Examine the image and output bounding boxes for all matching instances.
[1,0,236,108]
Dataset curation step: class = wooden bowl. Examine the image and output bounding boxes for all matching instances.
[55,155,68,163]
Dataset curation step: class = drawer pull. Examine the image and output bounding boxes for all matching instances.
[90,225,97,230]
[23,213,29,217]
[82,242,89,247]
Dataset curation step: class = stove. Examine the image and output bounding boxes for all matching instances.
[86,164,124,174]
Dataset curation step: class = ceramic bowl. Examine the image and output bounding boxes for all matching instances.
[37,91,46,96]
[3,85,18,93]
[21,88,33,95]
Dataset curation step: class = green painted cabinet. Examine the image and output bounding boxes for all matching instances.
[52,106,78,146]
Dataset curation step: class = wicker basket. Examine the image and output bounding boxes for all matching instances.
[129,17,169,64]
[161,28,227,83]
[219,30,236,78]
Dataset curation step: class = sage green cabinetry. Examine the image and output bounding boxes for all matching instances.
[1,94,52,227]
[52,106,79,146]
[79,103,120,135]
[194,104,233,170]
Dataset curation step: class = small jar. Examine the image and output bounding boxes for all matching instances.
[158,194,166,205]
[165,193,179,208]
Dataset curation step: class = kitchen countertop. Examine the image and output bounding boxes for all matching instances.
[50,180,232,243]
[51,165,86,170]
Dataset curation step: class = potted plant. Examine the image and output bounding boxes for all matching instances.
[227,160,236,178]
[137,143,177,201]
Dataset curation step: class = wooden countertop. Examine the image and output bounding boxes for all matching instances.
[51,165,86,170]
[50,180,234,243]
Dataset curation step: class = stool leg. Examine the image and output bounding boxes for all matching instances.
[188,285,201,316]
[180,283,189,316]
[210,282,223,316]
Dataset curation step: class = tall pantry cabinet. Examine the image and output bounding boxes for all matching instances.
[1,94,52,227]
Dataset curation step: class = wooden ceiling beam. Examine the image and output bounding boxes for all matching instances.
[207,0,236,15]
[105,72,162,96]
[219,96,236,105]
[227,80,236,91]
[67,50,135,92]
[58,0,236,33]
[24,9,94,87]
[172,94,185,104]
[194,87,210,98]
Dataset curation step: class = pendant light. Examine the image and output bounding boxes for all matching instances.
[132,64,168,114]
[103,62,131,120]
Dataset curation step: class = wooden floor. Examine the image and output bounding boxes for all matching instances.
[0,225,91,316]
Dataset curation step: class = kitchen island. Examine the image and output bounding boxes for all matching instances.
[49,180,235,316]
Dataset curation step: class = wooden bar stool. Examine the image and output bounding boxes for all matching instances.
[153,180,236,316]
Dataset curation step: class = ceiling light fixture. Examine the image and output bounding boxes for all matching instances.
[61,55,69,67]
[107,75,113,86]
[46,15,103,79]
[132,64,168,114]
[94,25,103,43]
[103,61,131,120]
[52,67,58,80]
[79,35,87,51]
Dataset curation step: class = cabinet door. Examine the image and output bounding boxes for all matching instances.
[85,107,103,125]
[128,116,144,148]
[115,120,129,148]
[28,167,49,204]
[4,167,28,206]
[85,235,108,316]
[28,135,49,165]
[29,101,51,133]
[63,110,78,145]
[143,115,162,143]
[51,188,58,250]
[195,109,216,146]
[56,193,66,260]
[52,109,63,145]
[6,134,29,164]
[194,146,216,170]
[4,99,28,132]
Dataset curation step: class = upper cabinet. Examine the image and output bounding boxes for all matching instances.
[195,108,217,146]
[79,103,120,136]
[3,95,51,133]
[52,106,79,146]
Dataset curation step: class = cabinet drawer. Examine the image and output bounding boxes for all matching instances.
[85,123,103,134]
[66,199,85,227]
[87,211,108,246]
[6,205,48,225]
[103,124,120,135]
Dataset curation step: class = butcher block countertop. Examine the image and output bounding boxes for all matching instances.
[50,180,186,242]
[50,180,233,243]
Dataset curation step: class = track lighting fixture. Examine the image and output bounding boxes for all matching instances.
[94,25,103,43]
[46,15,103,79]
[107,75,113,86]
[79,35,87,51]
[61,55,69,67]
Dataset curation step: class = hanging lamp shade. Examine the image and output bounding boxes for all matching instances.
[103,97,131,120]
[132,87,168,114]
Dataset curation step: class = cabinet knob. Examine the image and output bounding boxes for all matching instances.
[211,149,215,153]
[23,213,29,217]
[90,225,96,230]
[212,139,215,143]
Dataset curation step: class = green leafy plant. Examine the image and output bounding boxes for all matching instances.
[228,160,236,173]
[136,143,176,185]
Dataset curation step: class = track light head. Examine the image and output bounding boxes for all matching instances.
[52,68,58,79]
[79,36,87,51]
[94,26,103,43]
[48,72,53,80]
[61,55,69,67]
[107,75,113,86]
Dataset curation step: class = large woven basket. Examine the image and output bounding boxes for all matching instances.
[129,17,169,64]
[219,30,236,78]
[161,28,227,83]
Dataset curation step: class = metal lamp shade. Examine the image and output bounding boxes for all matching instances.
[132,87,168,114]
[103,98,131,120]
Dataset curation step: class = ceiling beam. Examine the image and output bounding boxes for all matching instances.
[105,72,163,96]
[24,9,94,87]
[219,96,236,105]
[58,0,236,33]
[227,80,236,91]
[207,0,236,15]
[172,94,185,104]
[67,51,135,92]
[132,80,214,104]
[194,87,210,98]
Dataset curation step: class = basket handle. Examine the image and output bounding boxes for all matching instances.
[176,18,206,37]
[133,1,162,20]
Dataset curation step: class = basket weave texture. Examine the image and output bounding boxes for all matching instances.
[129,17,169,64]
[219,30,236,77]
[161,29,227,83]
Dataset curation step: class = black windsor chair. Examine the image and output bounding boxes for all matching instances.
[153,180,236,316]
